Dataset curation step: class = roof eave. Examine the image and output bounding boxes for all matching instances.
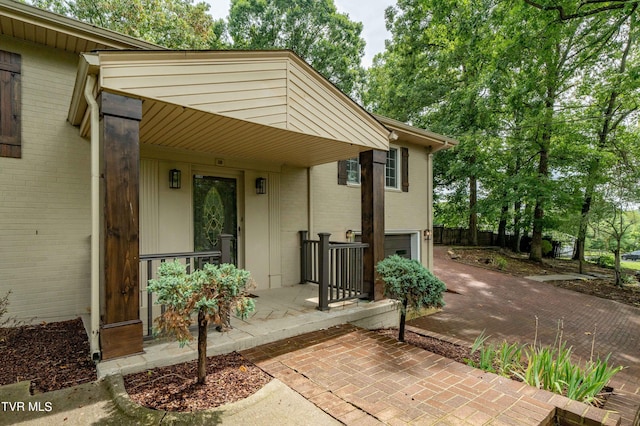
[374,114,458,151]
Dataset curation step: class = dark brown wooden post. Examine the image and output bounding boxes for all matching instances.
[299,230,308,284]
[99,92,143,360]
[360,150,386,301]
[317,232,330,311]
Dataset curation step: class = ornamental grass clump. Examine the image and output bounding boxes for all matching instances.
[376,255,446,342]
[468,324,624,406]
[516,343,623,406]
[148,260,255,384]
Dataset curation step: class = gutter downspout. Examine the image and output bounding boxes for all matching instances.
[84,75,101,362]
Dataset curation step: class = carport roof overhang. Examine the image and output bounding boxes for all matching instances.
[69,50,395,167]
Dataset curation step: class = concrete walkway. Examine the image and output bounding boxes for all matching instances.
[409,246,640,425]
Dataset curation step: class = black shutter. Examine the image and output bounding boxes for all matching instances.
[0,50,21,158]
[337,160,348,185]
[401,147,409,192]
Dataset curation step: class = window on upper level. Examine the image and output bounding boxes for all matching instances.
[338,146,408,191]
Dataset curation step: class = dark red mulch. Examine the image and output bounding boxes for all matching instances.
[0,318,96,393]
[124,352,272,412]
[377,328,478,365]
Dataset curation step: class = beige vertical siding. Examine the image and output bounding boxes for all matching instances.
[0,36,91,322]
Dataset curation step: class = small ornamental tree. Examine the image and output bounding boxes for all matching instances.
[147,261,255,384]
[376,255,446,342]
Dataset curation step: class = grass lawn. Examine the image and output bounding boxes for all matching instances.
[622,260,640,271]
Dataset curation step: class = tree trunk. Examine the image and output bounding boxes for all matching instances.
[530,146,548,262]
[573,191,592,261]
[398,299,408,342]
[469,174,478,246]
[497,202,509,248]
[614,247,622,287]
[512,200,522,253]
[197,309,208,384]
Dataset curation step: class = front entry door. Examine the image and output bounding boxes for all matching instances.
[193,175,238,264]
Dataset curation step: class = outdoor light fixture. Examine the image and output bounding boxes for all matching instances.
[169,169,181,189]
[255,177,267,195]
[423,229,432,240]
[345,229,354,242]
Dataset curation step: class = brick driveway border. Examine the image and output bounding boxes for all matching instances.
[409,246,640,425]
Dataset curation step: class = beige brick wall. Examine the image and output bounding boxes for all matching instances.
[0,36,91,322]
[309,145,433,268]
[279,166,308,286]
[311,145,430,239]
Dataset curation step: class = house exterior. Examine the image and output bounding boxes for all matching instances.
[0,0,456,361]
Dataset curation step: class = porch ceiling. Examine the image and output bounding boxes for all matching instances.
[69,50,393,167]
[137,97,367,166]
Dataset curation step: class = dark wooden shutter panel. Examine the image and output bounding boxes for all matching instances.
[0,50,21,158]
[337,160,348,185]
[401,147,409,192]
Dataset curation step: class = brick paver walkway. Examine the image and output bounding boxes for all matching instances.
[242,325,618,425]
[409,246,640,425]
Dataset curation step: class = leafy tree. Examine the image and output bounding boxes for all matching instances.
[227,0,365,95]
[376,255,446,342]
[147,261,255,384]
[29,0,226,49]
[589,158,640,285]
[570,8,640,262]
[365,0,502,246]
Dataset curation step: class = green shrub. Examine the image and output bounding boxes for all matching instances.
[596,254,615,269]
[148,260,255,383]
[541,240,553,256]
[376,255,446,341]
[494,256,508,270]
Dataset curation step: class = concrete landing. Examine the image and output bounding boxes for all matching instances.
[97,284,399,378]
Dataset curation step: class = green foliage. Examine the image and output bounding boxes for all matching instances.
[493,256,508,270]
[30,0,226,49]
[376,255,446,314]
[595,254,615,269]
[541,240,553,257]
[147,260,255,346]
[469,330,624,406]
[366,0,640,252]
[516,343,623,406]
[227,0,365,95]
[466,331,523,378]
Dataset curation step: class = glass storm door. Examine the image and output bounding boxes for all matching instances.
[193,175,238,264]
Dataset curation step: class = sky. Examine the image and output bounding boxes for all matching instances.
[203,0,395,67]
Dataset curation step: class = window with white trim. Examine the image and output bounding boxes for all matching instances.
[385,147,399,189]
[338,146,407,191]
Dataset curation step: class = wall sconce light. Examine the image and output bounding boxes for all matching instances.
[423,229,432,240]
[255,177,267,195]
[345,229,354,242]
[169,169,181,189]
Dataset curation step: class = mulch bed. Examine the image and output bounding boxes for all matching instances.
[377,328,478,365]
[124,352,272,411]
[0,318,96,393]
